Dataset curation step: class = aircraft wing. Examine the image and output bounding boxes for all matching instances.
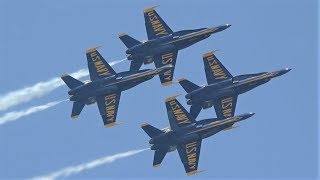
[177,140,202,175]
[213,95,238,119]
[86,47,116,81]
[153,50,178,86]
[96,92,121,127]
[202,51,233,85]
[165,95,195,130]
[144,6,173,40]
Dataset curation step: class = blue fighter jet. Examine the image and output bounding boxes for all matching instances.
[61,47,173,127]
[178,50,291,119]
[119,6,231,85]
[142,95,254,175]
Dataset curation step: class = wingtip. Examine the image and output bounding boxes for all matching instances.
[202,50,219,58]
[119,33,127,37]
[143,5,160,13]
[161,81,174,86]
[187,170,204,176]
[104,122,120,128]
[165,94,181,102]
[71,115,79,119]
[86,46,102,53]
[177,78,187,82]
[141,123,149,127]
[153,164,161,168]
[61,74,69,78]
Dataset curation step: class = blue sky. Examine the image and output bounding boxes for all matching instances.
[0,0,318,179]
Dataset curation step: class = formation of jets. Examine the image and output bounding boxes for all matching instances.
[61,6,290,175]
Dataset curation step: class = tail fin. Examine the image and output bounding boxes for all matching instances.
[178,78,200,93]
[119,33,141,48]
[190,105,202,119]
[141,123,163,138]
[61,74,84,89]
[71,101,85,119]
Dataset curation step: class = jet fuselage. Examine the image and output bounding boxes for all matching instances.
[149,113,254,152]
[126,25,231,62]
[185,68,291,107]
[68,66,172,104]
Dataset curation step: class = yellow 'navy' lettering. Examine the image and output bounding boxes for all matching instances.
[185,141,197,170]
[90,52,110,77]
[105,94,116,121]
[163,70,172,81]
[161,52,174,81]
[221,97,233,118]
[147,11,168,36]
[169,100,190,124]
[206,55,227,80]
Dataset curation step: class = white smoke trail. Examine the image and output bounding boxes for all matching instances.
[0,69,87,112]
[0,59,125,111]
[31,148,148,180]
[0,100,67,126]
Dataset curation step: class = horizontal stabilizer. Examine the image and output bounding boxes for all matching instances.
[61,74,84,89]
[178,78,200,93]
[141,123,163,138]
[119,33,141,48]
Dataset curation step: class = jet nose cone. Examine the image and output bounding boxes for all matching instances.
[273,68,291,78]
[213,24,232,33]
[248,112,255,117]
[240,112,255,120]
[223,24,232,31]
[284,68,292,73]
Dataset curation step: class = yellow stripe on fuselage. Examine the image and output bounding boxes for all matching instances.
[105,69,162,87]
[161,29,214,45]
[223,72,276,89]
[187,116,242,134]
